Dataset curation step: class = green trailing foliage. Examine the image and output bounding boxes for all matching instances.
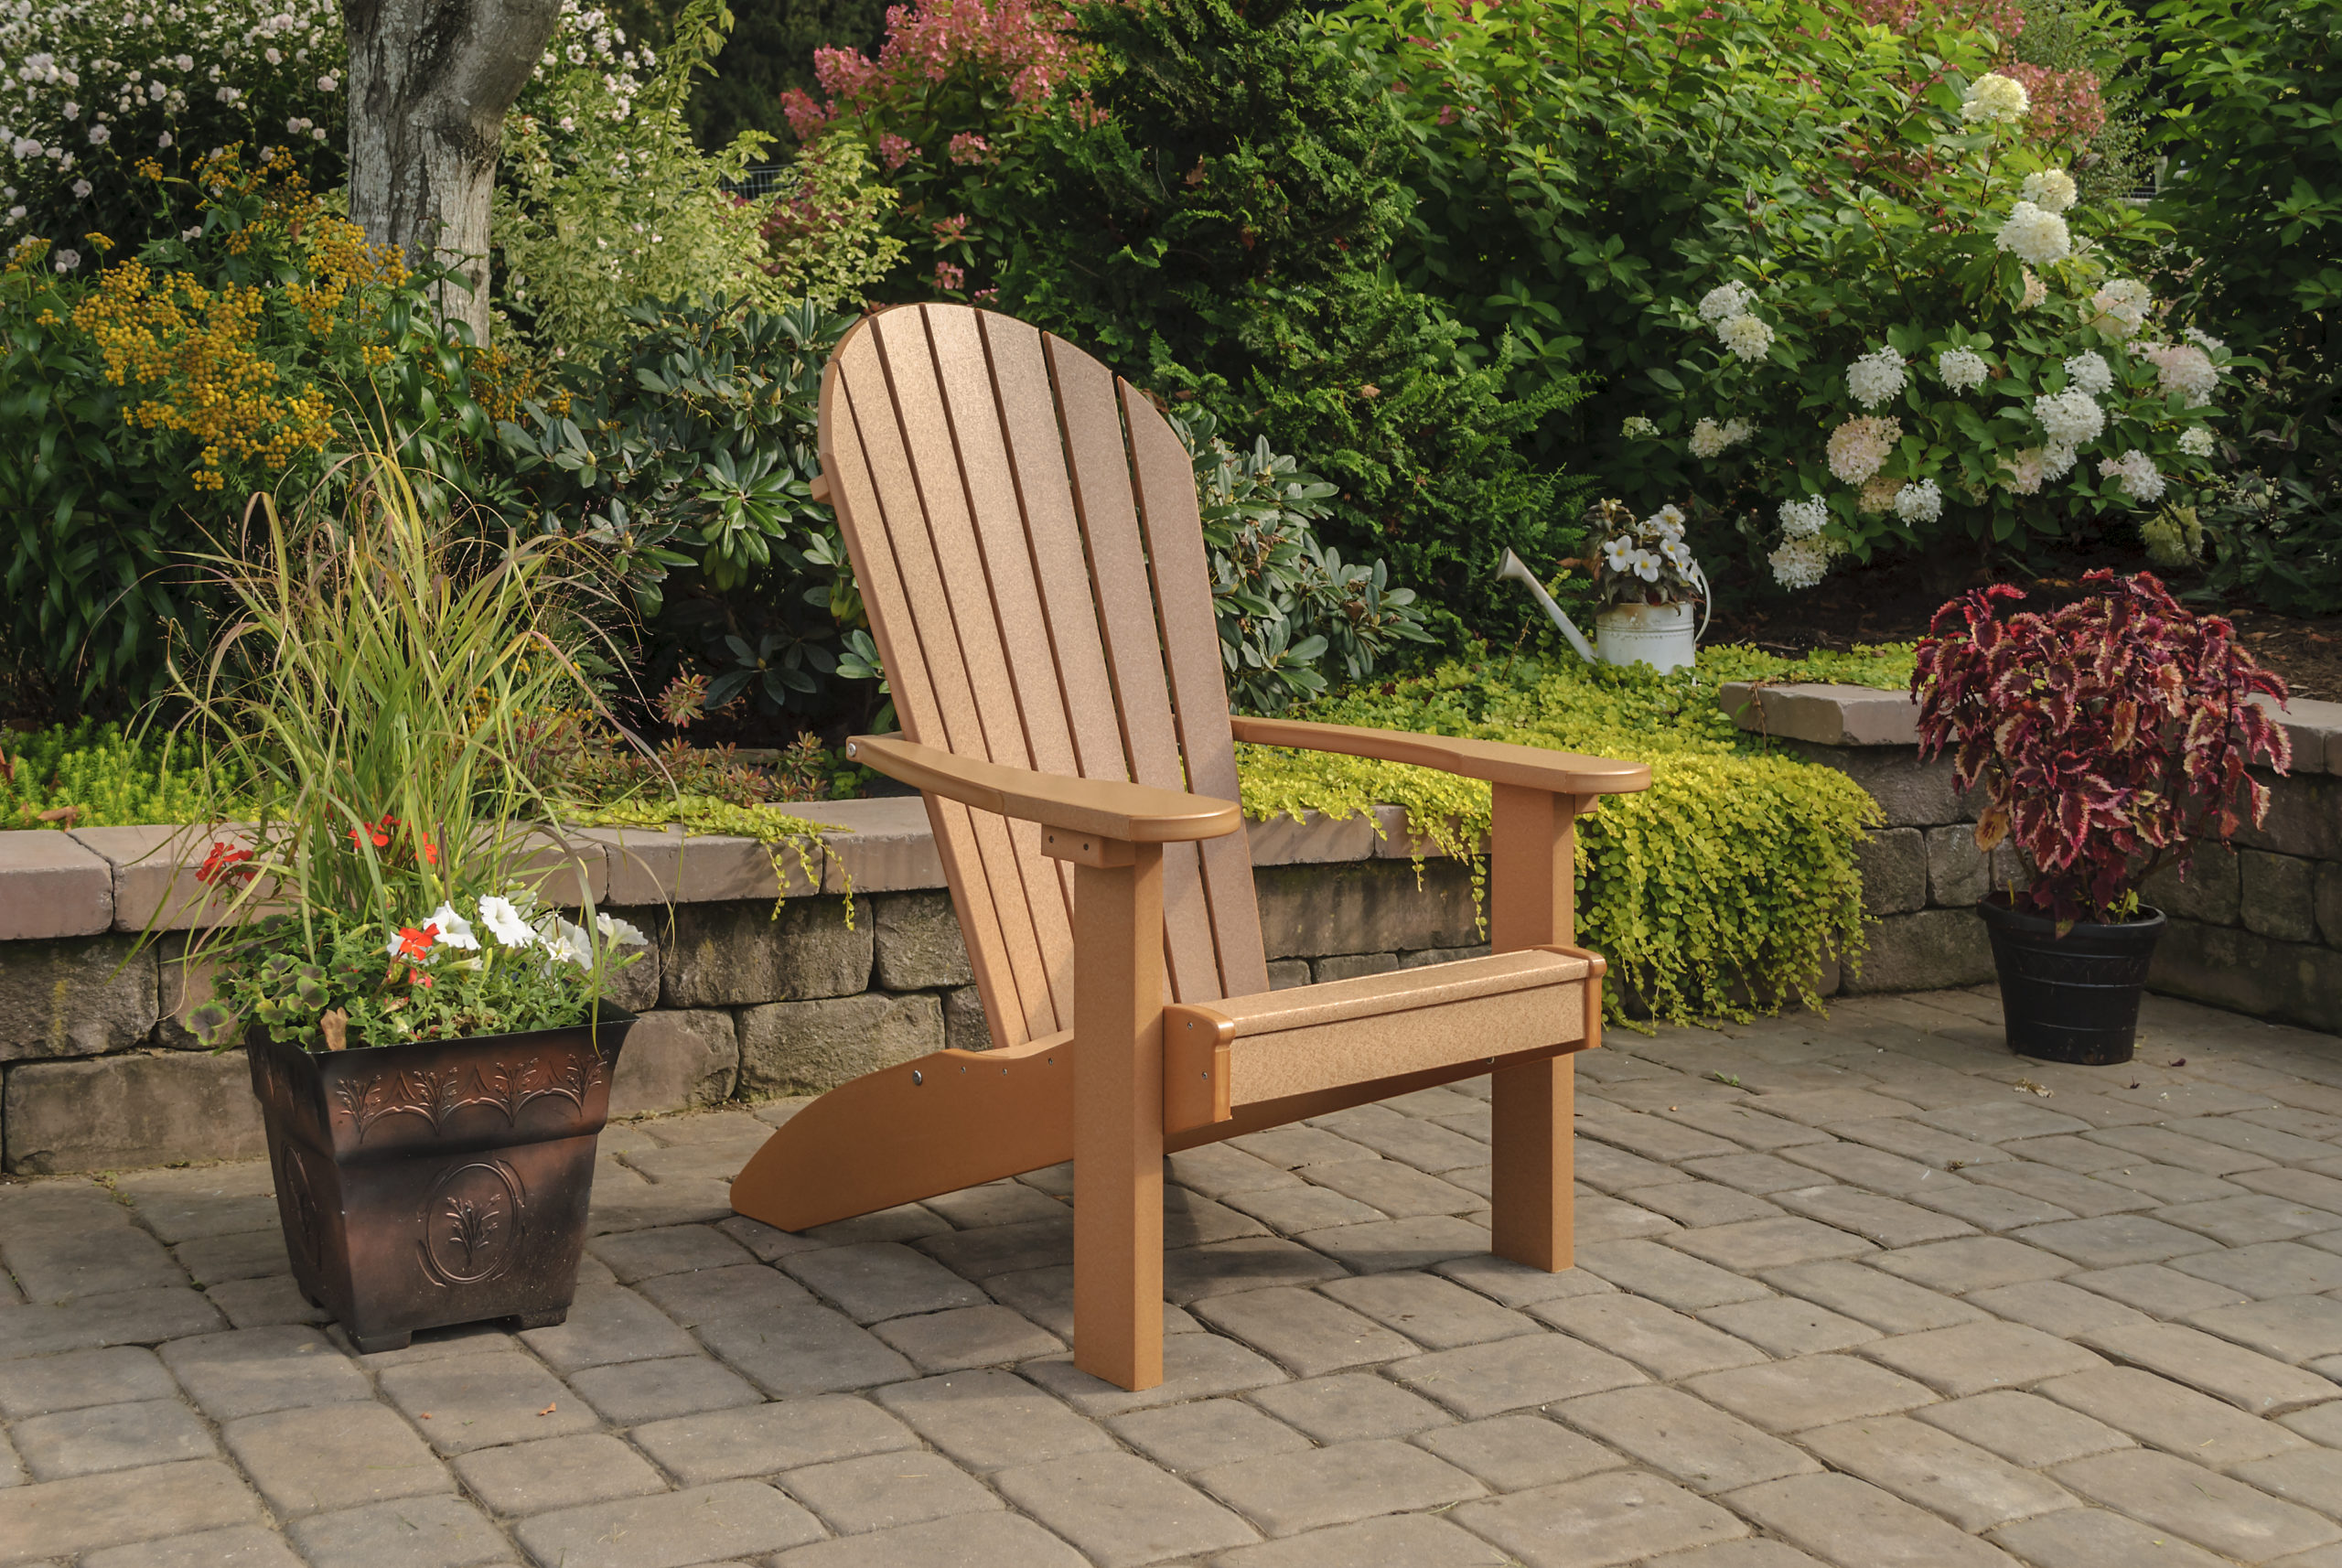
[1235,650,1888,1025]
[0,720,233,829]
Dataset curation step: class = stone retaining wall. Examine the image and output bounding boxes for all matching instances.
[7,684,2337,1175]
[1725,682,2342,1035]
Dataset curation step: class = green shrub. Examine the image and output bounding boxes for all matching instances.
[1236,651,1885,1024]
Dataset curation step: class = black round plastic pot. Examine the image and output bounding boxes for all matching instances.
[1977,897,2165,1067]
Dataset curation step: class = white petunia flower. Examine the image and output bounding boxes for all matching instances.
[1620,415,1661,440]
[1826,415,1901,485]
[426,903,480,950]
[535,917,596,969]
[2063,350,2114,397]
[476,896,537,949]
[1716,313,1774,362]
[1962,72,2031,125]
[2020,167,2078,213]
[1846,347,1907,410]
[1996,201,2072,266]
[2178,425,2217,457]
[2035,389,2106,446]
[1778,497,1830,539]
[2100,450,2166,503]
[1698,281,1756,323]
[1938,349,1990,393]
[1768,536,1836,590]
[596,912,649,948]
[1893,479,1944,523]
[2090,278,2153,338]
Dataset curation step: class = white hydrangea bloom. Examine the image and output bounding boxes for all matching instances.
[2178,425,2217,457]
[2063,350,2113,397]
[2143,342,2219,405]
[2090,278,2153,338]
[2185,327,2227,355]
[1826,415,1900,485]
[1687,417,1754,458]
[1620,415,1661,439]
[1938,349,1989,392]
[2020,269,2048,310]
[1996,201,2072,266]
[1893,479,1944,523]
[1716,313,1774,362]
[1698,281,1756,323]
[2035,389,2106,445]
[2020,167,2078,213]
[1778,497,1829,539]
[2041,443,2079,481]
[2001,447,2048,496]
[2100,450,2166,503]
[1859,473,1902,514]
[1768,537,1834,590]
[1962,72,2032,124]
[1846,347,1907,410]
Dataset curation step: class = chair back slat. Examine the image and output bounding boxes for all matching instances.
[819,304,1270,1046]
[1123,382,1270,1001]
[1044,336,1223,1006]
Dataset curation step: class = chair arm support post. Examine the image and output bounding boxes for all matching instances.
[1072,842,1167,1392]
[1488,784,1591,1273]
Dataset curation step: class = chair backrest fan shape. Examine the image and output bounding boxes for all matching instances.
[819,304,1270,1050]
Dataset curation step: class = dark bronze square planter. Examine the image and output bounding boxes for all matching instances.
[244,1012,634,1353]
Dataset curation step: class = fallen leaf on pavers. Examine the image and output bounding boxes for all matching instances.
[539,1402,557,1416]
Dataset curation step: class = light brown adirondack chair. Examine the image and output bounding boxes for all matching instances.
[728,303,1651,1391]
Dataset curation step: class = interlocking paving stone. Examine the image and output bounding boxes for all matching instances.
[285,1494,510,1568]
[566,1352,764,1423]
[1166,1144,1307,1199]
[1857,1319,2105,1396]
[1653,1104,1832,1152]
[2087,1126,2276,1176]
[912,1217,1075,1280]
[1663,1217,1876,1272]
[2095,1164,2248,1206]
[583,1222,757,1282]
[2171,1240,2342,1298]
[628,1263,815,1327]
[919,1178,1072,1229]
[1451,1468,1749,1568]
[1196,1437,1484,1536]
[0,1287,227,1360]
[1578,1113,1742,1164]
[1769,1187,1975,1248]
[2018,1215,2229,1269]
[204,1274,328,1332]
[634,1393,918,1485]
[2233,1449,2342,1519]
[1960,1162,2156,1218]
[768,1512,1088,1567]
[1999,1134,2133,1174]
[1531,1294,1766,1379]
[1247,1371,1453,1443]
[1218,1185,1383,1235]
[1635,1543,1829,1568]
[78,1522,306,1568]
[868,1303,1064,1372]
[2190,1294,2342,1362]
[220,1402,451,1518]
[1211,1511,1510,1568]
[1912,1390,2134,1468]
[0,1348,174,1417]
[783,1240,989,1323]
[1,1226,182,1302]
[374,1350,596,1455]
[1571,1193,1681,1243]
[1430,1252,1616,1308]
[2068,1262,2250,1316]
[1571,1240,1771,1310]
[1163,1236,1350,1300]
[2158,1195,2342,1246]
[873,1369,1112,1471]
[174,1228,293,1286]
[0,1457,259,1563]
[1166,1189,1273,1248]
[2051,1448,2342,1562]
[1629,1181,1788,1230]
[518,1283,701,1371]
[1898,1179,2080,1232]
[1299,1159,1482,1218]
[1986,1506,2237,1568]
[1108,1398,1311,1474]
[1316,1272,1537,1350]
[1679,1154,1835,1195]
[694,1303,916,1397]
[1920,1104,2092,1144]
[994,1451,1259,1567]
[1311,1105,1491,1172]
[1758,1259,1985,1333]
[1830,1120,2014,1172]
[10,1398,216,1479]
[450,1434,666,1517]
[1866,1236,2075,1293]
[1696,1296,1879,1356]
[1799,1414,2074,1530]
[1556,1385,1817,1494]
[513,1480,825,1568]
[2079,1321,2339,1414]
[1682,1355,1939,1434]
[1189,1286,1417,1377]
[160,1326,371,1421]
[1724,1471,2021,1567]
[1292,1216,1489,1274]
[1022,1333,1288,1418]
[1413,1414,1626,1492]
[1230,1126,1379,1170]
[1387,1331,1646,1419]
[2164,1117,2337,1164]
[1962,1279,2151,1337]
[779,1450,1004,1534]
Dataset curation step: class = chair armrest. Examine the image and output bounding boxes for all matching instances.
[1229,716,1651,798]
[845,735,1244,844]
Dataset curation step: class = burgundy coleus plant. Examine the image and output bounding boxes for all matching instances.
[1912,570,2291,926]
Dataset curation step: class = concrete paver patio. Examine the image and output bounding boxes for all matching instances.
[7,987,2342,1566]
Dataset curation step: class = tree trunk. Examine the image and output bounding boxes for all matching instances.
[343,0,561,345]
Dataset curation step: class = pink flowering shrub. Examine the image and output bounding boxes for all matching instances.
[1914,571,2290,924]
[2003,62,2106,145]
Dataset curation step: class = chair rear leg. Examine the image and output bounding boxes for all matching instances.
[1490,1054,1574,1271]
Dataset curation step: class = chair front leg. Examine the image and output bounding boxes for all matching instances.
[1488,783,1591,1273]
[1070,842,1168,1391]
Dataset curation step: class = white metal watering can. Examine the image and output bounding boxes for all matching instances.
[1498,549,1710,675]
